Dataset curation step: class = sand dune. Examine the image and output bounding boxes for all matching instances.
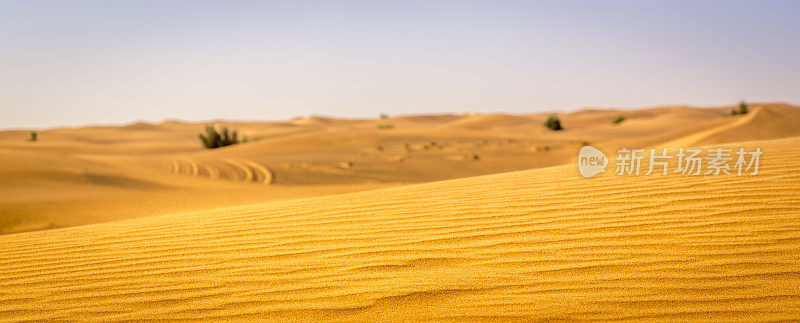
[1,103,799,234]
[0,149,386,234]
[1,103,799,320]
[0,134,798,320]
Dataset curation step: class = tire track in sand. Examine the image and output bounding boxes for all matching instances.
[165,157,272,185]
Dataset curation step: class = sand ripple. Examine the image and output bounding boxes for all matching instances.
[0,137,799,320]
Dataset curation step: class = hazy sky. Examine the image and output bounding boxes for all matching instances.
[1,0,799,128]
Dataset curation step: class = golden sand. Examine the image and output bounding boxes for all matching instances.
[0,104,798,319]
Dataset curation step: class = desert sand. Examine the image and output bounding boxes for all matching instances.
[1,103,799,320]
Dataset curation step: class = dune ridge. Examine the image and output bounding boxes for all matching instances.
[1,135,798,320]
[662,104,800,149]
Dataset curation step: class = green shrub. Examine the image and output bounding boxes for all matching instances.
[543,115,563,131]
[29,131,37,142]
[738,101,748,115]
[731,101,748,116]
[198,125,239,149]
[377,123,394,130]
[613,115,626,125]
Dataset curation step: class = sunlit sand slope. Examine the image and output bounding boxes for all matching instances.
[1,136,798,320]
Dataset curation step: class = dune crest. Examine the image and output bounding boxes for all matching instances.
[662,104,800,148]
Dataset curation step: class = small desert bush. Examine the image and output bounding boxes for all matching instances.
[377,123,394,130]
[198,125,239,149]
[613,115,626,124]
[29,131,37,142]
[731,101,748,115]
[543,115,563,131]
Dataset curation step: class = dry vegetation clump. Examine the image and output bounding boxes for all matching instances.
[199,125,240,149]
[731,101,749,116]
[544,115,563,131]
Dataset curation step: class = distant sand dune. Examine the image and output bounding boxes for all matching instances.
[0,149,374,234]
[0,135,798,320]
[1,103,799,234]
[663,104,800,148]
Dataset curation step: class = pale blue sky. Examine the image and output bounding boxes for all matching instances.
[1,0,798,128]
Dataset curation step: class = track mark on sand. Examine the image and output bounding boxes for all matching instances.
[165,157,272,184]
